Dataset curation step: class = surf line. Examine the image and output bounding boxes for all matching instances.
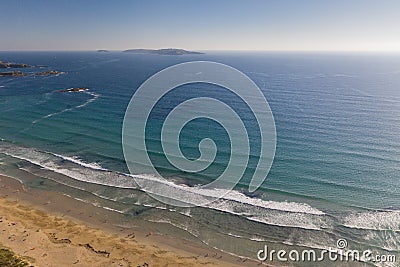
[21,90,100,132]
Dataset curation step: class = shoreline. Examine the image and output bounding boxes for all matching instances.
[0,174,257,266]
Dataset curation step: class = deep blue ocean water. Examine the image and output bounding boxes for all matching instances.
[0,51,399,264]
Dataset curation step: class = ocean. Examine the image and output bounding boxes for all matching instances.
[0,51,399,266]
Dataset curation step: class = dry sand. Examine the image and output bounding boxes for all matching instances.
[0,175,258,266]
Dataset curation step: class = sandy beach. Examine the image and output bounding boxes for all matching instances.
[0,175,255,267]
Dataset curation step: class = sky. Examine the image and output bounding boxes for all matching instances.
[1,0,400,51]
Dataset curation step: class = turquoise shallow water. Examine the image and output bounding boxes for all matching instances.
[0,51,399,264]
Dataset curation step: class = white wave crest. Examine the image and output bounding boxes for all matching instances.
[343,210,400,231]
[1,143,328,230]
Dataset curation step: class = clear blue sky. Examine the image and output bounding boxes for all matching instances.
[1,0,400,51]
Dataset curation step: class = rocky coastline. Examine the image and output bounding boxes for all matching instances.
[0,71,27,77]
[0,60,31,68]
[57,87,89,92]
[35,70,64,76]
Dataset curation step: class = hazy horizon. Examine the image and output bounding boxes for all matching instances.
[3,49,400,53]
[1,0,400,52]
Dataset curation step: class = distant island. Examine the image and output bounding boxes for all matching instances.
[0,60,31,68]
[122,48,204,55]
[97,50,109,53]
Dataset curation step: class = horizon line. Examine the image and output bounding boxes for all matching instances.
[1,49,400,53]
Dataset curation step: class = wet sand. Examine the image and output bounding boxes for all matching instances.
[0,175,260,266]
